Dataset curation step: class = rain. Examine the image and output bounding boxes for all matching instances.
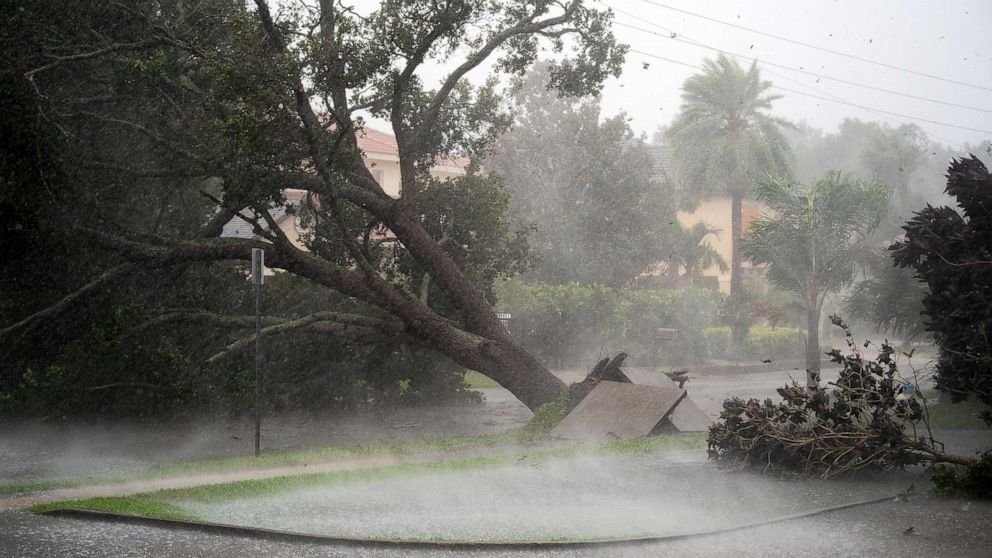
[2,1,991,556]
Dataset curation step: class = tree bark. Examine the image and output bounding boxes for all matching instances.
[730,190,743,295]
[805,295,821,389]
[86,231,567,412]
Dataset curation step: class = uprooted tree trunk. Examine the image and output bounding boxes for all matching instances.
[567,352,632,412]
[81,229,567,412]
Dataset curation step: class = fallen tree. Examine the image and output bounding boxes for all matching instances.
[2,0,627,412]
[707,316,978,479]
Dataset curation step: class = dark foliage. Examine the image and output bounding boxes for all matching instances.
[891,157,992,423]
[932,452,992,499]
[707,316,966,478]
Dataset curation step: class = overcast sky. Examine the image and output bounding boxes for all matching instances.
[334,0,992,150]
[595,0,992,149]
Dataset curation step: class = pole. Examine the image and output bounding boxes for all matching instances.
[251,248,264,457]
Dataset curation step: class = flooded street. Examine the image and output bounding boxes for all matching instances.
[4,495,992,557]
[2,368,991,556]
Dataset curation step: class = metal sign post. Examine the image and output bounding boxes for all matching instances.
[251,248,265,457]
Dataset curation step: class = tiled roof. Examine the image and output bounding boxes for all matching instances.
[356,127,399,156]
[357,126,470,167]
[220,190,306,239]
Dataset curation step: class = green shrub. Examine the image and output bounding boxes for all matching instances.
[932,452,992,499]
[703,326,805,362]
[497,281,721,367]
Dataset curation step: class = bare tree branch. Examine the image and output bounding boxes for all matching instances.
[206,310,409,362]
[25,38,168,77]
[0,264,132,340]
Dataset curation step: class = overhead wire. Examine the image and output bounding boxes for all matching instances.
[613,20,992,115]
[627,48,992,137]
[632,0,992,93]
[606,2,986,144]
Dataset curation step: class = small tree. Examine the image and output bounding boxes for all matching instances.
[891,156,992,423]
[742,172,887,386]
[666,222,727,287]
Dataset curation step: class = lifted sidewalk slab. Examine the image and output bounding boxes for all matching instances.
[551,381,686,442]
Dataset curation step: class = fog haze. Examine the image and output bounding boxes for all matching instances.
[599,0,992,148]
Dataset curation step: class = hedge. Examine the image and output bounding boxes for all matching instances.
[703,326,806,362]
[496,281,722,367]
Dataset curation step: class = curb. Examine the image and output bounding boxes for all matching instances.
[40,494,898,550]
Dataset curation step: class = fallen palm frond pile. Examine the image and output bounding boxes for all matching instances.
[707,316,973,479]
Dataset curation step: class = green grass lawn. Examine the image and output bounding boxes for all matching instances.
[463,372,501,389]
[921,390,990,429]
[1,418,705,498]
[0,432,512,497]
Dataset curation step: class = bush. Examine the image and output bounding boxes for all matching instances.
[932,452,992,499]
[703,326,805,362]
[496,281,721,367]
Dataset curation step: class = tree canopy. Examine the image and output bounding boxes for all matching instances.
[489,63,676,287]
[0,0,627,413]
[891,156,992,423]
[742,172,888,382]
[666,53,793,297]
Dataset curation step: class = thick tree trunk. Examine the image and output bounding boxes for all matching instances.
[730,190,743,295]
[84,230,568,413]
[668,259,680,286]
[471,341,568,412]
[805,299,821,389]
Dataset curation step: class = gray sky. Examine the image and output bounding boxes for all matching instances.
[596,0,992,148]
[337,0,992,149]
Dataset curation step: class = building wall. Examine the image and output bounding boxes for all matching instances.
[364,153,466,198]
[364,154,403,197]
[676,196,764,293]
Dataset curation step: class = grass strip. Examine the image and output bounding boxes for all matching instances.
[920,390,991,429]
[29,432,707,516]
[31,496,200,522]
[463,373,501,389]
[0,429,522,497]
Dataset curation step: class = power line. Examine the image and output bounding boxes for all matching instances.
[627,49,992,136]
[614,20,992,114]
[756,64,966,149]
[770,86,992,135]
[611,8,981,145]
[632,0,992,93]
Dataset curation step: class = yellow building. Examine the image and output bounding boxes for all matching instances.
[649,144,763,293]
[675,197,763,293]
[222,127,467,246]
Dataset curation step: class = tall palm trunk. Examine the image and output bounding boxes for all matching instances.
[730,190,743,295]
[805,291,821,388]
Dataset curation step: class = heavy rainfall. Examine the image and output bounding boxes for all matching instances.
[1,1,991,556]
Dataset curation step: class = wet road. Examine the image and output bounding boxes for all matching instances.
[3,494,992,558]
[3,366,990,557]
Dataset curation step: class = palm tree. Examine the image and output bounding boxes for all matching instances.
[741,172,888,386]
[667,222,728,286]
[667,54,794,295]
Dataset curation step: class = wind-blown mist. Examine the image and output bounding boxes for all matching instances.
[185,455,911,542]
